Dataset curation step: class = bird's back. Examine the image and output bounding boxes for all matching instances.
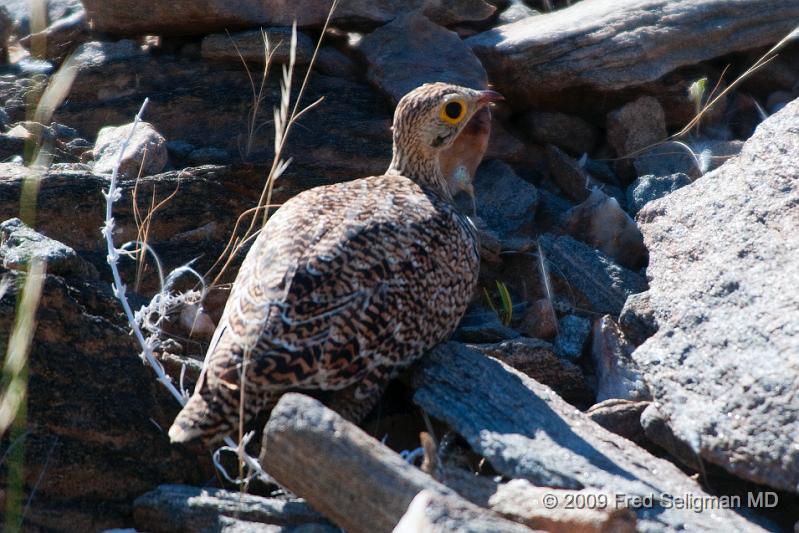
[203,173,479,404]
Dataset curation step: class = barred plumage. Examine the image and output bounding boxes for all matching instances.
[169,83,502,444]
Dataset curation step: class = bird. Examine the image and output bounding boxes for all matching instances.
[168,82,503,445]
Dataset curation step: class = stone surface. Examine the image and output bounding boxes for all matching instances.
[413,342,767,532]
[201,28,315,65]
[0,268,208,531]
[519,111,596,155]
[0,217,98,279]
[133,484,332,533]
[586,399,650,447]
[453,308,520,344]
[467,0,799,103]
[92,121,168,178]
[563,189,647,269]
[552,314,590,361]
[472,159,537,238]
[633,143,701,180]
[471,337,592,404]
[618,291,656,346]
[537,234,648,316]
[632,98,799,492]
[497,0,540,24]
[545,144,602,203]
[81,0,495,36]
[55,40,393,181]
[591,315,650,402]
[606,96,667,158]
[516,298,557,340]
[626,173,692,217]
[357,12,487,103]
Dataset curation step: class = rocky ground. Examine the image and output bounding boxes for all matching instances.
[0,0,797,532]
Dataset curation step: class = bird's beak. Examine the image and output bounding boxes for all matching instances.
[476,89,504,106]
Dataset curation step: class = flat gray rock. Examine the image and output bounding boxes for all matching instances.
[201,28,316,65]
[358,12,487,103]
[632,98,799,492]
[93,120,168,178]
[413,342,767,532]
[81,0,495,35]
[473,159,537,238]
[467,0,799,103]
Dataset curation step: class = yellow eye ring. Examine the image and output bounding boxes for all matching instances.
[440,98,467,125]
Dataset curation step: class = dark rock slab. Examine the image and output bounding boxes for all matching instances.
[467,0,799,104]
[133,484,332,533]
[626,173,691,217]
[537,234,647,316]
[81,0,495,36]
[201,28,316,66]
[473,159,537,238]
[632,97,799,492]
[586,399,650,447]
[470,337,592,405]
[519,111,597,156]
[357,12,487,103]
[56,40,392,180]
[552,314,590,361]
[0,217,98,279]
[413,342,767,532]
[0,269,208,531]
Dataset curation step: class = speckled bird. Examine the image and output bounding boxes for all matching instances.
[169,82,502,445]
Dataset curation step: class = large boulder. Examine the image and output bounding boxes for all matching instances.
[632,99,799,492]
[81,0,495,36]
[357,12,487,103]
[467,0,799,106]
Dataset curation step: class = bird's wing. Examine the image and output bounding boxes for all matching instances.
[207,175,455,388]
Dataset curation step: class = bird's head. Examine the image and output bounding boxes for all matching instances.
[388,82,503,196]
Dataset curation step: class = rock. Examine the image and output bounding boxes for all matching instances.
[55,41,392,181]
[484,119,545,169]
[626,173,692,216]
[0,7,11,64]
[633,143,702,180]
[133,484,333,533]
[517,298,557,340]
[553,314,590,361]
[18,8,88,63]
[766,90,794,115]
[471,337,592,404]
[314,46,360,79]
[81,0,496,36]
[591,316,650,402]
[519,111,597,155]
[472,159,537,238]
[618,291,656,346]
[201,28,315,65]
[357,12,487,103]
[453,308,520,344]
[0,270,207,531]
[537,234,648,316]
[497,0,540,24]
[413,342,767,531]
[0,131,25,161]
[563,189,647,269]
[606,96,667,158]
[632,99,799,492]
[586,399,650,446]
[0,218,98,279]
[545,145,602,202]
[92,121,168,178]
[688,138,744,172]
[467,0,799,103]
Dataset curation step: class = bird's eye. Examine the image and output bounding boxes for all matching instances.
[440,99,467,125]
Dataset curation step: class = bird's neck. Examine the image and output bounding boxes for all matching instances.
[387,145,452,201]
